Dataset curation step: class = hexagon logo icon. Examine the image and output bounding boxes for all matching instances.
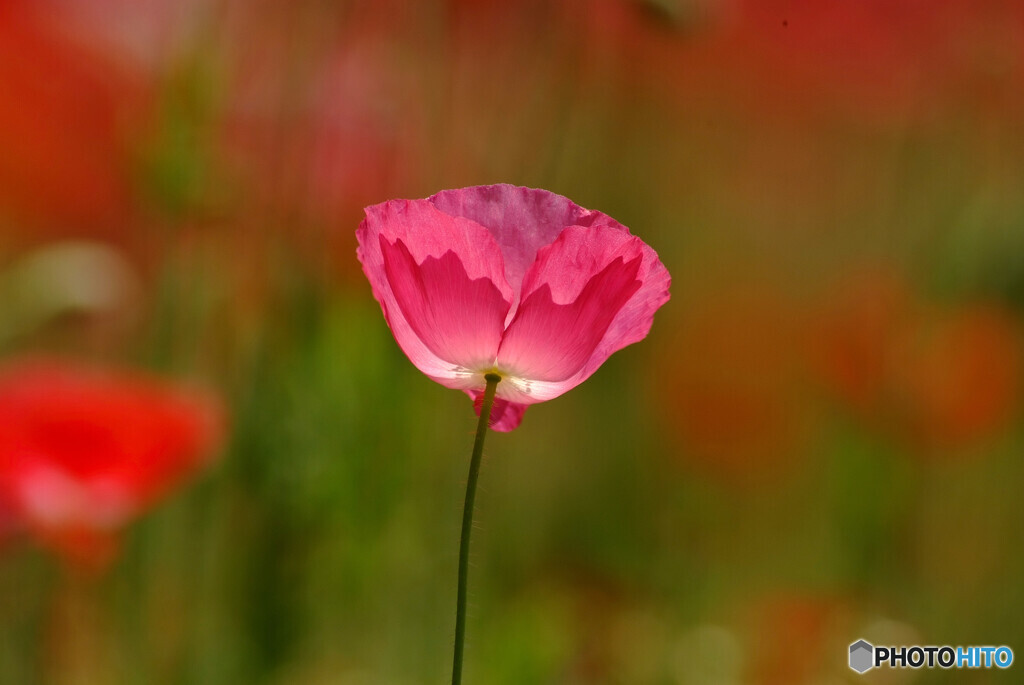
[849,639,874,673]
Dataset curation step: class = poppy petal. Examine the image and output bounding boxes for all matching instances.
[382,237,510,373]
[496,255,642,384]
[428,184,628,300]
[358,199,514,387]
[494,225,669,403]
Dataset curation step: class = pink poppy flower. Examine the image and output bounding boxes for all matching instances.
[0,359,225,568]
[356,184,671,431]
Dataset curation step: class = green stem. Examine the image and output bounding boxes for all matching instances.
[452,373,501,685]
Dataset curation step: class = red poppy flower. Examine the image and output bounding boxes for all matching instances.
[0,359,224,567]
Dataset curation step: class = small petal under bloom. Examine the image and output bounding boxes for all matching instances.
[357,184,671,430]
[0,359,225,567]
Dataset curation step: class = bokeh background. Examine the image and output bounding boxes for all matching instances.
[2,0,1023,683]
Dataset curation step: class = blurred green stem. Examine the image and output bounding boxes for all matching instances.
[452,373,500,685]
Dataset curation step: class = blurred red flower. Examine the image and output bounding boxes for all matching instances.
[0,359,224,568]
[0,1,152,244]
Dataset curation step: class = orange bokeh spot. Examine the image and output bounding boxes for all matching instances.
[890,304,1022,451]
[806,267,913,419]
[808,265,1022,455]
